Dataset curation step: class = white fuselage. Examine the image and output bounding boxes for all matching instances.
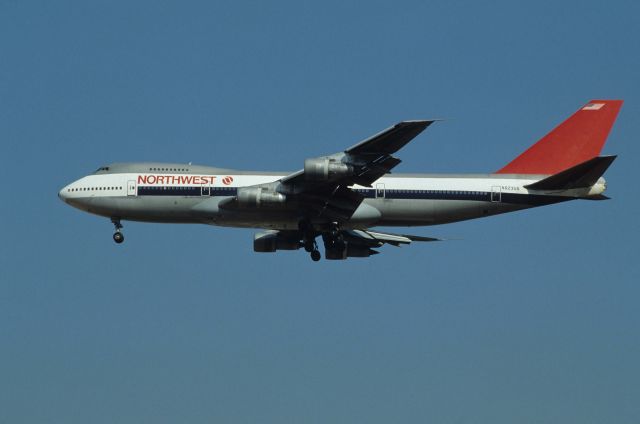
[59,163,602,231]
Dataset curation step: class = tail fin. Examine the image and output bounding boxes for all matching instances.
[524,155,616,190]
[496,100,623,175]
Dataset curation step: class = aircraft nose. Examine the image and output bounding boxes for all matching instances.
[58,186,69,202]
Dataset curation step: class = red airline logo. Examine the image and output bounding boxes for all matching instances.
[137,175,216,185]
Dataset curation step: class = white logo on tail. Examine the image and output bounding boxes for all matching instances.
[583,103,605,110]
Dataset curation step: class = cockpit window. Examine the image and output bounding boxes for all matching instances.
[94,166,110,173]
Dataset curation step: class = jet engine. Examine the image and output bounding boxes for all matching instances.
[304,157,353,181]
[254,231,301,252]
[237,187,286,208]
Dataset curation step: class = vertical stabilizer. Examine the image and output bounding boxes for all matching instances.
[496,100,623,175]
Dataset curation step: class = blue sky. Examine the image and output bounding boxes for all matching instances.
[1,1,639,422]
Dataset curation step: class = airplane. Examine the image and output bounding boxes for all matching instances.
[59,99,623,261]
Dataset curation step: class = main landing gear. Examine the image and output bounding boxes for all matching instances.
[299,220,345,261]
[300,220,321,262]
[304,236,321,262]
[310,249,321,262]
[322,222,346,260]
[111,218,124,244]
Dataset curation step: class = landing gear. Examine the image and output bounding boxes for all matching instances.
[113,232,124,244]
[323,222,347,260]
[310,249,321,262]
[329,222,340,238]
[323,222,345,250]
[303,239,315,252]
[299,219,321,262]
[111,218,124,244]
[304,237,321,262]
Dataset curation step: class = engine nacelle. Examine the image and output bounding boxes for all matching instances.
[237,187,286,208]
[254,231,301,252]
[304,157,353,181]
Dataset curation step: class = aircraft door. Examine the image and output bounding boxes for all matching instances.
[376,183,385,199]
[127,180,136,196]
[201,182,211,196]
[491,186,501,202]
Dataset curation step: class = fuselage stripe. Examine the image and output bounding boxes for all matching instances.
[135,186,566,206]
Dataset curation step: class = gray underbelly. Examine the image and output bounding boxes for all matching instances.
[374,199,526,226]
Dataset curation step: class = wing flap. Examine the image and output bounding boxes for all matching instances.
[345,229,442,247]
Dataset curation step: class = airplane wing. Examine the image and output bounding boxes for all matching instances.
[276,120,436,221]
[281,120,434,187]
[256,228,441,257]
[344,229,441,247]
[335,228,442,258]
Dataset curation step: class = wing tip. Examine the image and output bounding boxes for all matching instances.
[397,119,442,127]
[404,235,442,242]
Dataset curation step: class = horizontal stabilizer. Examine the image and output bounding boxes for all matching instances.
[525,155,616,191]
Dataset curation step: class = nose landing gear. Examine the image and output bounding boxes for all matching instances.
[113,232,124,244]
[111,218,124,244]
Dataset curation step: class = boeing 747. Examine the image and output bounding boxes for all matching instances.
[59,100,622,261]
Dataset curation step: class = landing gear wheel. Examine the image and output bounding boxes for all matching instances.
[113,232,124,244]
[111,217,124,244]
[299,219,317,253]
[310,250,321,262]
[304,240,315,253]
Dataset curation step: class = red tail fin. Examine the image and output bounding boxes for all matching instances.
[496,100,623,175]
